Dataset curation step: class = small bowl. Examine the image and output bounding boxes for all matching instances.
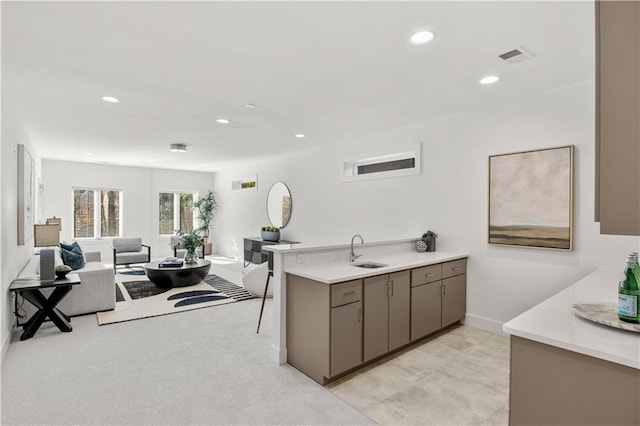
[55,270,70,279]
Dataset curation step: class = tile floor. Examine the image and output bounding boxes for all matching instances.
[327,325,510,425]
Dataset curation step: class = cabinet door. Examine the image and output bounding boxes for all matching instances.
[596,1,640,235]
[363,275,389,362]
[330,301,362,377]
[388,270,411,351]
[442,274,466,327]
[411,281,442,341]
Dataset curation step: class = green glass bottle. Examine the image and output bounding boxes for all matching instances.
[618,253,640,323]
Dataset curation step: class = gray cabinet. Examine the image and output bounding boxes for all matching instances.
[388,270,411,351]
[330,280,363,376]
[442,274,466,327]
[411,259,467,340]
[363,270,410,362]
[364,275,389,362]
[595,1,640,236]
[286,276,363,384]
[286,257,466,385]
[411,281,442,340]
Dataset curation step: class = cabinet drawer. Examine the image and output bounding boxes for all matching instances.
[442,259,467,279]
[331,280,362,307]
[411,264,442,287]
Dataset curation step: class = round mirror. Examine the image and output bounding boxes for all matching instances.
[267,182,292,228]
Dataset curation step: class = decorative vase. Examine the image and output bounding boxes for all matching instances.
[184,248,199,264]
[261,230,280,242]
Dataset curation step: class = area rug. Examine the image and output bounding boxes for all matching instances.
[97,274,255,325]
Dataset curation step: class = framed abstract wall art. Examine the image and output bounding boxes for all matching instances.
[488,145,574,250]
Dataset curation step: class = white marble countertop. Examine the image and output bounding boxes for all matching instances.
[284,251,468,284]
[503,268,640,369]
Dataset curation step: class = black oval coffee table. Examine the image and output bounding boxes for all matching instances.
[144,259,211,288]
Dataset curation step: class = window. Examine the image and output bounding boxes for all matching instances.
[159,192,195,235]
[73,188,122,238]
[341,143,422,182]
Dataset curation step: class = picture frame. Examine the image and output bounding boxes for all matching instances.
[17,144,36,245]
[488,145,574,250]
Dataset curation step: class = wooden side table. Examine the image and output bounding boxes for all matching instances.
[10,273,81,341]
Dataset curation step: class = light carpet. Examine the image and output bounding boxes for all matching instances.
[97,273,254,325]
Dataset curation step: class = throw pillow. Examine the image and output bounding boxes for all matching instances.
[60,241,83,256]
[61,248,85,270]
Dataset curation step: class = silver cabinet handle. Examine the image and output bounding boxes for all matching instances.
[426,273,434,278]
[452,267,461,271]
[343,290,355,296]
[390,280,394,296]
[357,308,362,322]
[442,284,446,296]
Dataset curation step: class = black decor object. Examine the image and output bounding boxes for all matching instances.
[422,231,438,252]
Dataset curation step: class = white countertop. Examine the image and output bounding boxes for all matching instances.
[264,238,418,254]
[284,251,468,284]
[503,268,640,369]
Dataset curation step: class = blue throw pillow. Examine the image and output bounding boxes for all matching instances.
[60,241,83,256]
[61,248,85,270]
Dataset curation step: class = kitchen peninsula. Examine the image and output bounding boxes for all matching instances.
[503,269,640,425]
[264,238,468,381]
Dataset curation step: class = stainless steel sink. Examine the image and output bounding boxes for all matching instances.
[351,262,388,269]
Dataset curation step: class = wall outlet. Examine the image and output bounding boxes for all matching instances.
[297,254,309,263]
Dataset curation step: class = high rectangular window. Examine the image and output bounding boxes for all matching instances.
[73,188,121,238]
[159,192,195,235]
[341,143,422,182]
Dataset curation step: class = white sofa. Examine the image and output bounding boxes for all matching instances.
[17,250,115,318]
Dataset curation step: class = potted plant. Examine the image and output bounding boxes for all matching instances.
[194,190,218,255]
[181,229,204,264]
[261,226,280,242]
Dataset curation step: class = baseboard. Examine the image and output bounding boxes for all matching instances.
[464,314,507,336]
[271,344,287,365]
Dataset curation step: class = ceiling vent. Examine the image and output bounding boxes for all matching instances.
[498,47,534,64]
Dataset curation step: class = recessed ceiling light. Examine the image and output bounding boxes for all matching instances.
[409,31,435,45]
[294,134,306,138]
[216,118,230,124]
[245,103,258,109]
[101,96,120,103]
[84,152,93,156]
[169,143,187,153]
[479,75,500,85]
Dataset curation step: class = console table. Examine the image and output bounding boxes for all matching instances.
[10,274,81,341]
[243,237,298,269]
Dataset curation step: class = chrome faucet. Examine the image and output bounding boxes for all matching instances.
[350,234,364,262]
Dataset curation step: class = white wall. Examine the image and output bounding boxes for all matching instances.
[42,161,215,262]
[1,98,43,362]
[212,80,639,331]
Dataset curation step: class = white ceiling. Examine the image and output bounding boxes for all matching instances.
[2,1,594,172]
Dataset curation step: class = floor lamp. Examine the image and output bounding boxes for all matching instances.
[34,223,60,282]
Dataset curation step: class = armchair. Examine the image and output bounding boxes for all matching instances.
[112,237,151,271]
